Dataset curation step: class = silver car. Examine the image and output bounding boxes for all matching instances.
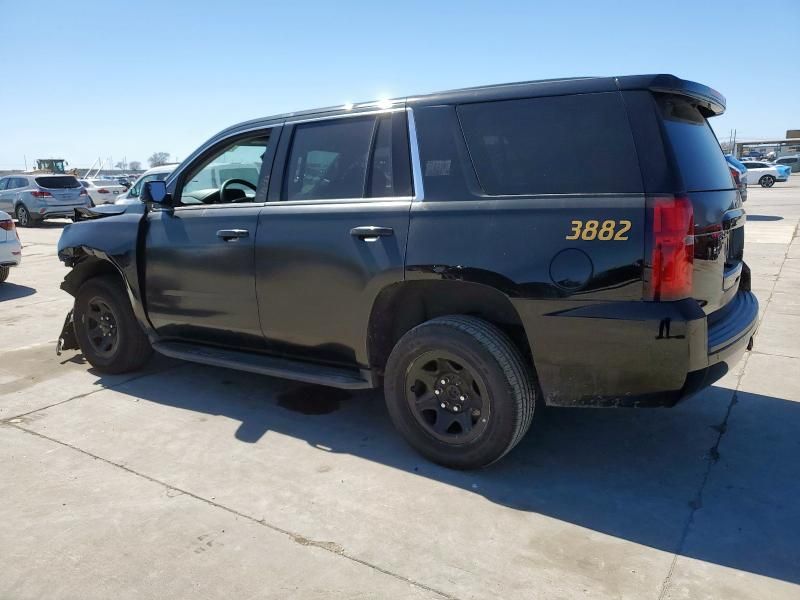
[0,174,91,227]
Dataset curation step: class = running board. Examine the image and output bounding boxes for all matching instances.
[153,341,376,389]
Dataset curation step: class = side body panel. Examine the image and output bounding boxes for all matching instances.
[405,98,695,406]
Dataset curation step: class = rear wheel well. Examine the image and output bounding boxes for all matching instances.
[367,281,533,374]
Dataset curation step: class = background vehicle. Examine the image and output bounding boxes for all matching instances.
[741,161,787,187]
[79,178,127,205]
[775,155,799,173]
[725,154,748,201]
[0,210,21,283]
[115,164,178,204]
[58,74,757,469]
[0,174,90,226]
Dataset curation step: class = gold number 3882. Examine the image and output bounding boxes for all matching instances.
[566,219,631,241]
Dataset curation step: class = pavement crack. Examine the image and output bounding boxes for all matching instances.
[6,423,460,600]
[658,216,798,600]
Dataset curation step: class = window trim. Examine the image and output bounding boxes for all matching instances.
[268,108,412,205]
[166,125,281,211]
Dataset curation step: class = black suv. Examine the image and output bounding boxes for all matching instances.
[57,74,758,469]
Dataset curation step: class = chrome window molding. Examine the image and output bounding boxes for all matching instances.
[406,108,425,201]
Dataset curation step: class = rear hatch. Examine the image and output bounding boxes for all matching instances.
[35,176,84,204]
[656,94,744,314]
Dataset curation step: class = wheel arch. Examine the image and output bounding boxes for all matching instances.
[367,280,533,374]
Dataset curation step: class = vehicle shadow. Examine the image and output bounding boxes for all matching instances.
[0,283,36,301]
[747,215,783,221]
[98,357,799,587]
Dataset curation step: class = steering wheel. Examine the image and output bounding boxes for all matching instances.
[219,178,257,203]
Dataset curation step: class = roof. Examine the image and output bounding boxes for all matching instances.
[190,74,724,168]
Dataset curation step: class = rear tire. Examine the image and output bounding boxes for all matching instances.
[0,266,9,283]
[759,175,775,188]
[74,276,153,373]
[384,315,536,469]
[15,205,36,227]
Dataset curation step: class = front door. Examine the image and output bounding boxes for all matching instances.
[256,111,413,367]
[144,127,278,349]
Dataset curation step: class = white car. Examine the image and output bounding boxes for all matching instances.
[79,178,127,205]
[740,161,787,188]
[115,164,178,205]
[0,210,22,283]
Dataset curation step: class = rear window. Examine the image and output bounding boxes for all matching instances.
[457,93,642,195]
[656,95,733,191]
[35,176,80,189]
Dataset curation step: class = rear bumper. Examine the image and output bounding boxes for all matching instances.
[525,285,758,408]
[0,239,22,267]
[39,204,89,218]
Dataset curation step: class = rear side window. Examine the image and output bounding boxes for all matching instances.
[35,176,81,189]
[457,93,642,195]
[656,95,732,192]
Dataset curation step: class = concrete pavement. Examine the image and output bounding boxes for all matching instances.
[1,179,799,599]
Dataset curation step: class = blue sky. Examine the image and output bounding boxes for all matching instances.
[1,0,797,169]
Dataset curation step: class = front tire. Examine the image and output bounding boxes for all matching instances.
[74,276,153,373]
[759,175,775,188]
[384,315,536,469]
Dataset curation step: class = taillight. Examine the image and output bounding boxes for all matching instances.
[729,167,741,186]
[646,196,694,301]
[97,188,110,194]
[0,219,14,231]
[30,190,52,198]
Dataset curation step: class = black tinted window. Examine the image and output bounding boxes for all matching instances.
[458,93,641,195]
[284,117,376,201]
[656,95,732,192]
[35,176,81,189]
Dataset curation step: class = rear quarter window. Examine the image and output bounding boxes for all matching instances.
[35,176,81,189]
[457,92,642,195]
[656,95,733,192]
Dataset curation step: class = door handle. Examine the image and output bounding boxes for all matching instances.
[350,226,394,241]
[216,228,249,241]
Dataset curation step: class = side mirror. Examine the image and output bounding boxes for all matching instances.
[141,180,169,204]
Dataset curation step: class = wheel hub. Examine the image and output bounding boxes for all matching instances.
[405,352,490,444]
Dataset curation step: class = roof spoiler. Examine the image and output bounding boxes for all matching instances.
[616,74,726,117]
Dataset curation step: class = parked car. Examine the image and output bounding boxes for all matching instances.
[57,74,757,469]
[0,174,91,227]
[740,161,788,187]
[0,210,22,283]
[114,164,179,204]
[725,155,748,202]
[774,155,799,173]
[79,179,127,205]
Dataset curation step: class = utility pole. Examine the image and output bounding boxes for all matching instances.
[23,155,27,170]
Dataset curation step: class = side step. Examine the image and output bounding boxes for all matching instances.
[153,341,376,390]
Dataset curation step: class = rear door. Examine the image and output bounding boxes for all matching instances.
[34,175,84,206]
[255,110,412,367]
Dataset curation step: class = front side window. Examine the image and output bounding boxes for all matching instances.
[0,178,8,190]
[283,116,377,201]
[178,133,270,205]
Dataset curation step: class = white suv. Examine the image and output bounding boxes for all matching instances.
[115,164,178,205]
